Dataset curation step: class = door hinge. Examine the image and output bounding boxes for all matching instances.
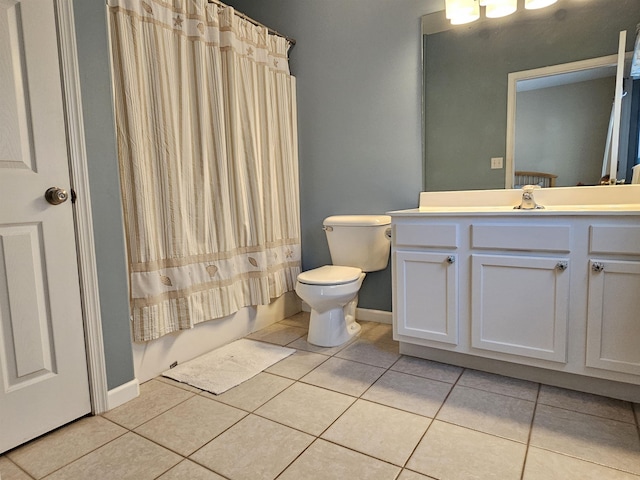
[70,188,77,204]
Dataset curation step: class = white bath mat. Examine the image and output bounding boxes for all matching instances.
[162,339,295,395]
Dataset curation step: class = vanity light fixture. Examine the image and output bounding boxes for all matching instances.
[445,0,480,25]
[444,0,557,25]
[525,0,558,9]
[480,0,517,18]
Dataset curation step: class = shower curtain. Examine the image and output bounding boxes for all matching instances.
[108,0,300,342]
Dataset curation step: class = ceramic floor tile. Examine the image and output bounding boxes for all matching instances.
[157,460,226,480]
[322,399,431,466]
[523,447,640,480]
[7,416,126,479]
[201,372,293,412]
[390,356,463,384]
[0,457,32,480]
[245,323,307,345]
[358,322,395,344]
[277,439,401,480]
[406,420,527,480]
[264,350,329,380]
[538,384,636,423]
[190,414,314,480]
[437,384,535,442]
[335,338,400,368]
[362,370,452,418]
[530,404,640,475]
[255,382,355,435]
[300,357,386,397]
[102,379,194,429]
[457,369,539,401]
[43,432,181,480]
[134,395,247,456]
[278,312,310,329]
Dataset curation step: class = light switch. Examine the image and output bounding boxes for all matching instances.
[491,157,503,169]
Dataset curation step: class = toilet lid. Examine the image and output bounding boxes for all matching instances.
[297,265,362,286]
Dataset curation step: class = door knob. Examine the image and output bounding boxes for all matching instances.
[45,187,69,205]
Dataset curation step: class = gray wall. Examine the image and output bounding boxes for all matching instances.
[227,0,438,311]
[424,0,640,191]
[73,1,134,389]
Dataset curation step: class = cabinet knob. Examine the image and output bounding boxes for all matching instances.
[556,261,568,271]
[592,262,605,273]
[446,255,455,264]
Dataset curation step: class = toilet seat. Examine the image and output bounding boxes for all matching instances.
[297,265,362,286]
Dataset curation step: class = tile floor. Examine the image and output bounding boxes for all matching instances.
[2,312,640,480]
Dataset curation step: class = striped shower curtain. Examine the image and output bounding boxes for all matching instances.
[108,0,300,342]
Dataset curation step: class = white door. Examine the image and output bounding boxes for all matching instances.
[0,0,91,453]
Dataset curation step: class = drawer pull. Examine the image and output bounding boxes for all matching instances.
[556,261,568,271]
[446,255,455,264]
[592,262,605,273]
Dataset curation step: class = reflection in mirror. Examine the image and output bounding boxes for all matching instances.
[422,0,640,192]
[506,53,634,188]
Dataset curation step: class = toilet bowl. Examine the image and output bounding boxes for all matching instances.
[295,265,365,347]
[296,214,391,347]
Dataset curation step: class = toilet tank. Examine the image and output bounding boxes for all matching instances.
[323,215,392,272]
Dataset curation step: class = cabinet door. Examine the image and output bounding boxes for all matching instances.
[586,259,640,375]
[471,254,569,362]
[395,251,458,345]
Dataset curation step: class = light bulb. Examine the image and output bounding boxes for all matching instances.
[445,0,480,24]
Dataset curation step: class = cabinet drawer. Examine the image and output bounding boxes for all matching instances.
[590,225,640,255]
[394,224,458,249]
[472,224,571,252]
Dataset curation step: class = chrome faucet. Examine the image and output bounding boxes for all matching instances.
[514,185,544,210]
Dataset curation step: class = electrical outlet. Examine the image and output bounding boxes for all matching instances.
[491,157,503,169]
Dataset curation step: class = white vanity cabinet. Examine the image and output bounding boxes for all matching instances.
[393,223,459,345]
[585,225,640,376]
[468,223,572,363]
[390,210,640,400]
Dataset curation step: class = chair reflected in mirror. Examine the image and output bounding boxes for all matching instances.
[514,170,557,188]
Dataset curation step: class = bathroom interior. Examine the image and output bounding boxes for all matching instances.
[2,0,640,478]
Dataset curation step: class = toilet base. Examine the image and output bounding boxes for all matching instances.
[307,296,361,347]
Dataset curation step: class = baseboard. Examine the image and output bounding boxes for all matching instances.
[107,378,140,411]
[301,302,392,325]
[356,308,392,324]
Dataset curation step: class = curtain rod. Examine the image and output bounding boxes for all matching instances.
[207,0,296,47]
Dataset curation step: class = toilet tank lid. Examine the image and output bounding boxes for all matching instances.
[323,215,391,227]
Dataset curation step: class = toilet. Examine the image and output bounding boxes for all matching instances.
[295,215,392,347]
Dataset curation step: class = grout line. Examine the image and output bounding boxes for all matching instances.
[520,382,541,480]
[400,365,466,469]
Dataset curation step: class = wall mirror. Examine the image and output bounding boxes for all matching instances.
[422,0,640,192]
